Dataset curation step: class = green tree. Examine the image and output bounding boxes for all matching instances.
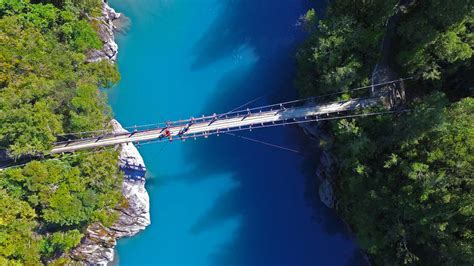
[331,95,473,265]
[296,0,474,264]
[41,229,83,256]
[396,0,473,82]
[0,189,41,265]
[295,0,396,97]
[0,0,123,263]
[0,0,119,157]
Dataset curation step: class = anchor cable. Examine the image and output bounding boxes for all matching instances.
[224,132,303,155]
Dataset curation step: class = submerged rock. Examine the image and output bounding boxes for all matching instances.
[319,179,335,209]
[71,120,151,265]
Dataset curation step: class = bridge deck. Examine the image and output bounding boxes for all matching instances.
[51,97,380,154]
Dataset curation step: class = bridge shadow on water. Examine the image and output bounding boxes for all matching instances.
[148,0,365,265]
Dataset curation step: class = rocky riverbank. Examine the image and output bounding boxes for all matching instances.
[70,1,151,264]
[71,120,151,264]
[87,0,121,62]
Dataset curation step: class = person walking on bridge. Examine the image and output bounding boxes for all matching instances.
[161,129,172,142]
[208,113,218,126]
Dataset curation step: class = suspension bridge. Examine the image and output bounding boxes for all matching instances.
[51,79,409,154]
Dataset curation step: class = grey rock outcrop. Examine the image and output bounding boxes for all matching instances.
[87,1,120,62]
[110,120,151,238]
[70,223,116,264]
[71,120,151,265]
[71,2,151,264]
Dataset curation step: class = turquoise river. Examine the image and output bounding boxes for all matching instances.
[108,0,364,265]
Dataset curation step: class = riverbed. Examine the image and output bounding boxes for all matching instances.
[108,0,363,265]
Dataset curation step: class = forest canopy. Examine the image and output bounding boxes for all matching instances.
[297,0,473,264]
[0,0,123,264]
[0,0,119,157]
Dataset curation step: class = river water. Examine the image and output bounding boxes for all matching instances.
[108,0,363,265]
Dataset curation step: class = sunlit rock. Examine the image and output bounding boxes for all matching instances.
[71,120,151,265]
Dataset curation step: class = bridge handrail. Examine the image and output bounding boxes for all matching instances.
[125,109,403,147]
[53,96,380,146]
[56,78,410,139]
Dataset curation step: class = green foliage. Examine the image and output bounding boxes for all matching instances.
[301,8,316,31]
[3,150,123,226]
[69,19,102,51]
[0,0,118,157]
[332,95,473,265]
[296,0,396,97]
[0,150,122,262]
[0,0,123,263]
[41,229,83,256]
[396,0,473,82]
[28,0,103,17]
[297,0,474,264]
[69,83,110,132]
[0,189,41,265]
[65,0,103,16]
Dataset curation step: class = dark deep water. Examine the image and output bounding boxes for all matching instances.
[108,0,364,265]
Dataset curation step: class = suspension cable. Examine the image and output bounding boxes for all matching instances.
[224,132,302,154]
[57,77,412,137]
[2,109,410,170]
[115,109,411,147]
[217,95,264,119]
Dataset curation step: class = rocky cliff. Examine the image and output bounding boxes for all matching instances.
[71,2,151,264]
[300,122,335,209]
[110,120,151,239]
[87,0,120,62]
[71,120,151,264]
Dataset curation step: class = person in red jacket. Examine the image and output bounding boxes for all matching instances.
[164,129,172,142]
